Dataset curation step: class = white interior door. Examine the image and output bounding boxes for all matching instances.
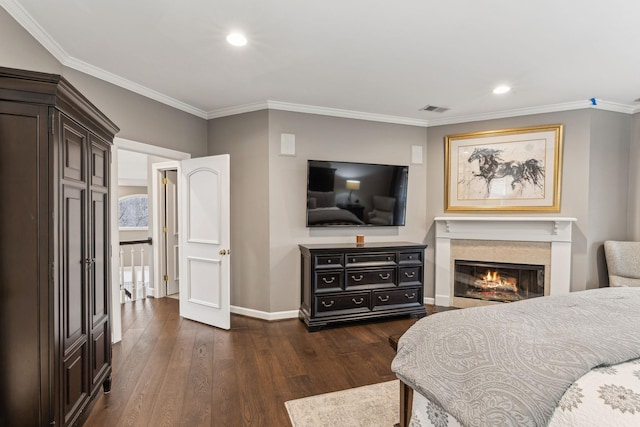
[164,170,179,295]
[178,155,230,329]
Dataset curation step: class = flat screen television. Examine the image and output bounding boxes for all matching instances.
[306,160,408,227]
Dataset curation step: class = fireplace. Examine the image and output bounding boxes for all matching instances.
[454,260,544,303]
[434,217,576,307]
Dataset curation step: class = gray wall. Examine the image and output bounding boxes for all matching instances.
[588,110,631,286]
[208,110,427,313]
[207,111,271,312]
[0,8,61,74]
[426,109,632,297]
[629,113,640,240]
[266,110,428,312]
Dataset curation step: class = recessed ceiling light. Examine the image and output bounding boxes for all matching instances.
[493,85,511,95]
[226,32,247,47]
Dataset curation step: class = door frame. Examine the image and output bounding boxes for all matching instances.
[151,161,179,299]
[110,137,190,343]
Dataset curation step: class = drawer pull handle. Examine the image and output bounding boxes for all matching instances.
[387,257,392,261]
[327,259,332,263]
[405,293,416,299]
[379,273,391,280]
[352,274,364,282]
[321,300,335,308]
[404,271,416,278]
[352,297,364,305]
[351,258,356,262]
[408,255,414,260]
[322,277,336,284]
[378,295,390,302]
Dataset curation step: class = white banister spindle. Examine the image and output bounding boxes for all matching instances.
[130,248,137,300]
[140,246,146,299]
[119,248,125,303]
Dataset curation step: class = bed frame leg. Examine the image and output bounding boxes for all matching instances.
[397,381,413,427]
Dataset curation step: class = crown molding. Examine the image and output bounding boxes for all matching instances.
[265,101,430,127]
[425,99,636,127]
[206,101,270,119]
[208,100,431,127]
[4,0,638,125]
[0,0,68,62]
[63,57,208,119]
[1,0,209,118]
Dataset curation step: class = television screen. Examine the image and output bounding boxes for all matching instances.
[306,160,408,227]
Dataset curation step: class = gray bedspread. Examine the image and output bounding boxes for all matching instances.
[391,287,640,427]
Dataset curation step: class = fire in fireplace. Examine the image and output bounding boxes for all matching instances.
[454,260,544,303]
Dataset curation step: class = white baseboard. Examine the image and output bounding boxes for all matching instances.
[230,305,299,321]
[231,299,436,322]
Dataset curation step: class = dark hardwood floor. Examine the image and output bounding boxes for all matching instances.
[83,298,435,426]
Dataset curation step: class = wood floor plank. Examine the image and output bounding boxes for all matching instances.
[83,299,427,426]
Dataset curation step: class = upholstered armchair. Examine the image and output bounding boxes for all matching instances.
[604,240,640,287]
[367,195,396,225]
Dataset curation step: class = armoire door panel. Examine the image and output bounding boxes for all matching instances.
[63,344,89,424]
[90,136,109,188]
[91,191,109,324]
[0,101,50,426]
[91,321,110,388]
[63,185,87,350]
[61,116,86,182]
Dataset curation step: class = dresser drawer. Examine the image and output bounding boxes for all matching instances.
[315,271,343,292]
[315,292,371,314]
[345,253,396,266]
[399,266,422,286]
[373,287,421,309]
[399,251,422,264]
[345,268,396,289]
[314,254,344,269]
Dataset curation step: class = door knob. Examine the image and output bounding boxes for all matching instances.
[219,249,227,255]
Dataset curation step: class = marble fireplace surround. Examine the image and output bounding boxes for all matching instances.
[434,217,577,307]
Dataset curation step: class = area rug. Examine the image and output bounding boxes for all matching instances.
[285,380,399,427]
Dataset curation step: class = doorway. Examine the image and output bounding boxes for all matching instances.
[110,138,190,343]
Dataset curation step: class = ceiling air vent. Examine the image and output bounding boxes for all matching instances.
[419,104,450,113]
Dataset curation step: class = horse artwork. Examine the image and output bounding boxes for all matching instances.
[461,146,545,199]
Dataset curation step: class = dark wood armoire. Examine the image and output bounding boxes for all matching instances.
[0,67,119,426]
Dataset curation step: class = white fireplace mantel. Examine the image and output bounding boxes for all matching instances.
[434,216,577,306]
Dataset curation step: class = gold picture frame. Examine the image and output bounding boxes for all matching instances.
[445,124,563,212]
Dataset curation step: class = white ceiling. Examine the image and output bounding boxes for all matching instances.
[4,0,640,125]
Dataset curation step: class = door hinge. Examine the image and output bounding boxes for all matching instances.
[162,177,168,185]
[163,226,168,233]
[164,274,169,281]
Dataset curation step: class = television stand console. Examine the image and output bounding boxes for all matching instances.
[298,242,427,331]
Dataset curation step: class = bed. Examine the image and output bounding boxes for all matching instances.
[391,287,640,427]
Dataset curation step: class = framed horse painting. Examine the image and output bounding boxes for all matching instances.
[445,124,563,212]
